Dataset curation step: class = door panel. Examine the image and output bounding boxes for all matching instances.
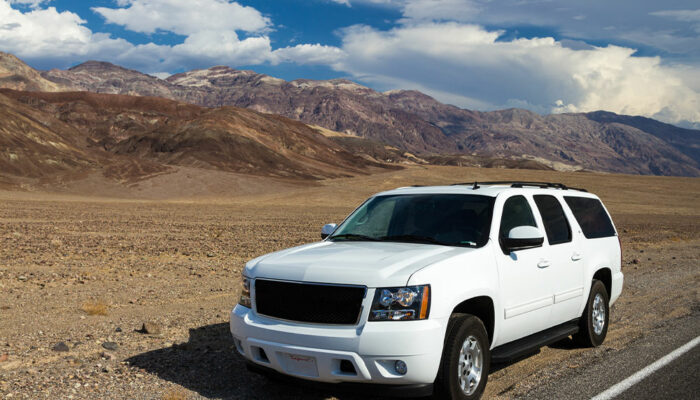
[547,240,583,324]
[495,195,554,345]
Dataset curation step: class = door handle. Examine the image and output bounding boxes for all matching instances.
[571,253,583,261]
[537,260,550,268]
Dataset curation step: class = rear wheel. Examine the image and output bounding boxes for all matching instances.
[434,314,490,399]
[574,279,609,347]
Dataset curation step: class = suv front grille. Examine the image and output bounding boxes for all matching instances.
[254,279,366,325]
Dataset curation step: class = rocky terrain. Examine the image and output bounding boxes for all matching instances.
[0,88,402,188]
[32,55,700,177]
[0,166,698,399]
[0,52,74,92]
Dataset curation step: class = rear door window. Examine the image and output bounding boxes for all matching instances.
[534,195,572,245]
[564,196,616,239]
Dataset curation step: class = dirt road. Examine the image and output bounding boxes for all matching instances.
[1,166,698,399]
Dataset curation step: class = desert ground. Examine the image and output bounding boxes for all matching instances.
[0,165,698,399]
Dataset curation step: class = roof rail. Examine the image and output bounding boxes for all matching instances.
[451,181,587,192]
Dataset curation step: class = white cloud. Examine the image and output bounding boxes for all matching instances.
[0,0,277,73]
[330,0,351,6]
[0,1,132,63]
[273,44,346,65]
[355,1,700,62]
[169,31,273,66]
[650,9,700,37]
[650,9,700,22]
[92,0,270,35]
[0,0,354,74]
[149,71,171,79]
[332,23,700,125]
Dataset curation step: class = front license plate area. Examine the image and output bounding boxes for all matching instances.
[279,352,319,377]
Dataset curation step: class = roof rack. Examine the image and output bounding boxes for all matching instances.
[451,181,587,192]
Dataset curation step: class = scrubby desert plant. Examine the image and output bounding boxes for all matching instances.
[162,388,188,400]
[80,301,108,316]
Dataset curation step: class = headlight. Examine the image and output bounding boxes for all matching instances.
[369,285,430,321]
[238,274,251,308]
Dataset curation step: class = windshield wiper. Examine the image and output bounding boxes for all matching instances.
[379,234,451,246]
[329,233,379,241]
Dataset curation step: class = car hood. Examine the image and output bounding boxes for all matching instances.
[246,241,470,287]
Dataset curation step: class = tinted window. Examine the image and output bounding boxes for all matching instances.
[564,196,616,239]
[331,194,495,247]
[534,195,572,245]
[499,195,537,240]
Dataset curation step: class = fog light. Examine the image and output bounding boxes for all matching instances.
[394,360,407,375]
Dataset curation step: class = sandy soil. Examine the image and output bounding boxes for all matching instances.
[0,166,698,399]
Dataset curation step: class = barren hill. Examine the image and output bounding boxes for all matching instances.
[0,89,395,188]
[0,52,74,92]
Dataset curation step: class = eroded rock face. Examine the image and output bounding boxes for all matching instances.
[0,88,391,184]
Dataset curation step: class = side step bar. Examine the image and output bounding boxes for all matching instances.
[491,321,579,364]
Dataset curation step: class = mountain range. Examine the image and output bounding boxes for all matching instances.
[1,51,699,182]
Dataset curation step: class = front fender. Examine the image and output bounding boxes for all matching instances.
[406,247,502,346]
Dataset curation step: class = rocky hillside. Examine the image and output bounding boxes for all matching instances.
[0,52,74,92]
[0,89,394,185]
[15,55,700,176]
[585,111,700,165]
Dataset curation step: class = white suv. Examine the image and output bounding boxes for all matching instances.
[230,181,623,399]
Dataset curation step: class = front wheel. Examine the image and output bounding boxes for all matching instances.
[574,279,609,347]
[434,314,490,399]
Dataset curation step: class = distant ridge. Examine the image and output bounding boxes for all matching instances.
[0,52,696,176]
[585,111,700,164]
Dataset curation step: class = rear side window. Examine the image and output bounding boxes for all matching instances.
[564,196,616,239]
[534,195,572,245]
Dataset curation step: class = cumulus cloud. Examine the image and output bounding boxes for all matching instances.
[0,1,132,65]
[0,0,284,72]
[273,44,345,65]
[92,0,270,35]
[0,0,351,73]
[332,23,700,125]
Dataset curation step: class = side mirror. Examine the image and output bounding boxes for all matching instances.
[502,226,544,252]
[321,223,337,239]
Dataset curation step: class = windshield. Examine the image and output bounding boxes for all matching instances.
[330,194,495,247]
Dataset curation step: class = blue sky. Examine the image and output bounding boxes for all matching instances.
[1,0,700,126]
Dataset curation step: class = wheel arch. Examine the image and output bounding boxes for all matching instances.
[592,267,612,297]
[451,296,495,346]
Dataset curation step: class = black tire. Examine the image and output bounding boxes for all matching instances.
[574,280,609,347]
[434,314,490,400]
